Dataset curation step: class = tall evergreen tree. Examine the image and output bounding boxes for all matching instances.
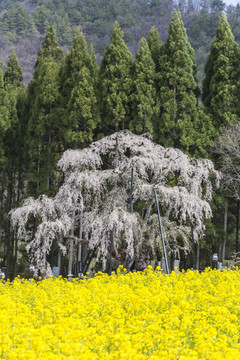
[99,21,132,133]
[89,42,99,87]
[1,51,24,197]
[130,37,157,135]
[65,66,99,148]
[1,53,26,278]
[28,24,64,108]
[60,27,94,101]
[3,50,25,189]
[157,11,200,154]
[202,13,239,129]
[147,26,162,73]
[210,0,225,14]
[3,49,23,90]
[202,14,240,271]
[60,27,100,149]
[0,63,11,145]
[36,24,64,65]
[26,26,64,196]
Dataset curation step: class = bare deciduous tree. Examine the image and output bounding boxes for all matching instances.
[215,123,240,199]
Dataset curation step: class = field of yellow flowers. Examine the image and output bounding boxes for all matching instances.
[1,266,240,359]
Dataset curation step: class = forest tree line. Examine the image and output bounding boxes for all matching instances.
[1,0,240,85]
[0,10,239,277]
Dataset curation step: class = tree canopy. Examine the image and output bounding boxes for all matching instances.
[98,21,132,132]
[202,14,240,130]
[10,131,220,276]
[157,11,200,154]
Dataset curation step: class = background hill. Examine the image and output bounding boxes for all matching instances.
[1,0,240,85]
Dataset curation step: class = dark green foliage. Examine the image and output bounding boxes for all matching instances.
[89,43,99,86]
[53,13,75,46]
[192,106,215,158]
[35,24,64,65]
[187,6,222,87]
[130,37,158,135]
[60,27,94,100]
[157,11,200,154]
[1,52,26,279]
[99,21,132,133]
[26,26,64,196]
[28,59,62,194]
[147,26,162,73]
[203,192,236,266]
[190,10,210,49]
[0,63,11,140]
[60,27,100,148]
[202,14,239,129]
[66,66,99,147]
[210,0,225,14]
[1,5,36,37]
[4,49,23,90]
[33,5,52,34]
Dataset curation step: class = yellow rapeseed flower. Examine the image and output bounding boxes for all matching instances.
[0,268,240,359]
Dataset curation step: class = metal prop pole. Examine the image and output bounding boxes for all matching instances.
[109,231,113,275]
[154,189,170,275]
[190,221,197,270]
[127,168,134,272]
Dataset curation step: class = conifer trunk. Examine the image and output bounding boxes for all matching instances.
[6,165,13,279]
[47,130,51,191]
[222,199,228,261]
[13,238,18,278]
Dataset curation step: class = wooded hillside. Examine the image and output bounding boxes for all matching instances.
[1,0,240,84]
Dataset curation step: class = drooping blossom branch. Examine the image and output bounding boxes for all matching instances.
[10,131,220,274]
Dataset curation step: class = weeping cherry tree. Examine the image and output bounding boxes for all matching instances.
[10,131,220,275]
